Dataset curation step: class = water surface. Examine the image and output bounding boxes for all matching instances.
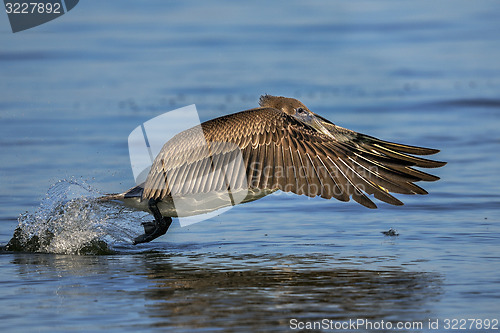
[1,1,499,332]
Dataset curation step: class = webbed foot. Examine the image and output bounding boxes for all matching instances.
[133,199,172,245]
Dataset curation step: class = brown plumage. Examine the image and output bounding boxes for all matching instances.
[141,95,446,209]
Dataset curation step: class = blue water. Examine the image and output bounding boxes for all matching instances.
[1,1,500,331]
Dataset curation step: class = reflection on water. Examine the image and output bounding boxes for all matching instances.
[6,252,442,332]
[143,259,442,331]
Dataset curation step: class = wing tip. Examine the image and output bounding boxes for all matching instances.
[417,147,441,156]
[353,192,378,209]
[431,160,447,168]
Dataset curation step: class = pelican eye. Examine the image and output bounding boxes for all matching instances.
[296,107,306,114]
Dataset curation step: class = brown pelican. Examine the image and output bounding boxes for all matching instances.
[102,95,446,244]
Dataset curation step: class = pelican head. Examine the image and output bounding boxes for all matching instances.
[259,94,334,138]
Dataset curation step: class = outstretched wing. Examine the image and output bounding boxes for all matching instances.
[142,107,445,208]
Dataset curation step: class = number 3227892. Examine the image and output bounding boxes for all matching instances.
[444,318,498,330]
[5,2,62,14]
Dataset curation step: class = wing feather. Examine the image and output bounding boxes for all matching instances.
[141,107,445,209]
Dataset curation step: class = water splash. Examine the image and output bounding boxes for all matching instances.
[6,179,148,255]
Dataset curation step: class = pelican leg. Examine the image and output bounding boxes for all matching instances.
[133,199,172,245]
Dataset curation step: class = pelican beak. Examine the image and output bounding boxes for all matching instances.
[311,115,335,139]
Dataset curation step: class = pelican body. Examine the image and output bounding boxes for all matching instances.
[102,95,446,244]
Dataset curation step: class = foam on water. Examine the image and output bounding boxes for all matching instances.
[6,179,148,254]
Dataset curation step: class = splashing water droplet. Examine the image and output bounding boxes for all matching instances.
[6,179,149,255]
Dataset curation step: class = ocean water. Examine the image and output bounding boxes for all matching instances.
[1,1,500,332]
